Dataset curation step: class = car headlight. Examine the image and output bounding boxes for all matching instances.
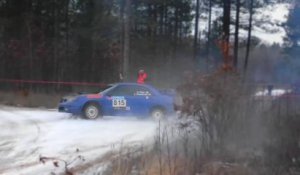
[61,96,78,102]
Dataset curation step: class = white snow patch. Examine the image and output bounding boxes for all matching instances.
[254,89,290,97]
[0,106,158,175]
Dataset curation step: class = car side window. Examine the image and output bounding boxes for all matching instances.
[106,85,133,96]
[132,86,152,96]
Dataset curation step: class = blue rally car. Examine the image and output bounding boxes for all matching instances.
[58,83,175,120]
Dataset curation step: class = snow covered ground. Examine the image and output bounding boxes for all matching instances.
[254,88,291,97]
[0,106,158,175]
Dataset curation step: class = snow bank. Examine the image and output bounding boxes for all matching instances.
[0,107,158,175]
[254,88,290,97]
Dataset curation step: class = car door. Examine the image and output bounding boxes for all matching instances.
[104,85,133,116]
[126,85,154,116]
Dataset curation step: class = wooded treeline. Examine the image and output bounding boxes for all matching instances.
[0,0,197,85]
[0,0,123,83]
[0,0,294,89]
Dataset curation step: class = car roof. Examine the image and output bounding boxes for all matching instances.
[100,82,162,96]
[114,82,153,87]
[114,82,159,93]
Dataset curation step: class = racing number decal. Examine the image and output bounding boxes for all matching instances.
[113,99,126,107]
[112,97,127,108]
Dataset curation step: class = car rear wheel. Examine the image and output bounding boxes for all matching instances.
[83,103,101,119]
[151,108,165,121]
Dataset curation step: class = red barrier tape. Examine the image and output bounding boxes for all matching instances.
[0,78,107,87]
[0,78,294,89]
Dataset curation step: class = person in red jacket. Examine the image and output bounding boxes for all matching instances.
[137,69,148,84]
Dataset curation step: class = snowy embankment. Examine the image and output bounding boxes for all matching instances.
[0,106,158,175]
[254,88,291,97]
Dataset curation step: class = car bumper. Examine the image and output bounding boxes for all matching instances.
[58,103,82,115]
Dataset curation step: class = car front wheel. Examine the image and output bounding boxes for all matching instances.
[151,108,165,121]
[83,103,101,119]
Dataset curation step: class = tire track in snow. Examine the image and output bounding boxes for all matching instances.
[0,107,69,174]
[0,107,158,175]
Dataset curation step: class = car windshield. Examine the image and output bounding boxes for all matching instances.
[99,84,116,95]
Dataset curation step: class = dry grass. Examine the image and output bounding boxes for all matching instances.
[109,148,255,175]
[107,73,291,175]
[143,155,190,175]
[199,161,253,175]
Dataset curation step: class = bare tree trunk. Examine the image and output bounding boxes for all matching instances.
[26,13,34,91]
[52,0,60,91]
[233,0,240,68]
[52,0,57,81]
[147,3,152,37]
[223,0,231,42]
[207,0,212,69]
[244,0,254,72]
[174,5,179,40]
[159,1,164,35]
[64,0,70,82]
[193,0,200,62]
[26,18,33,79]
[164,1,168,36]
[153,4,158,37]
[119,0,125,81]
[222,0,231,68]
[123,0,131,81]
[173,5,179,61]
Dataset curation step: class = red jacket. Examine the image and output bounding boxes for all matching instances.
[137,72,147,84]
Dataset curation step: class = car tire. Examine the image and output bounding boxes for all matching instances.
[151,108,165,121]
[83,103,102,119]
